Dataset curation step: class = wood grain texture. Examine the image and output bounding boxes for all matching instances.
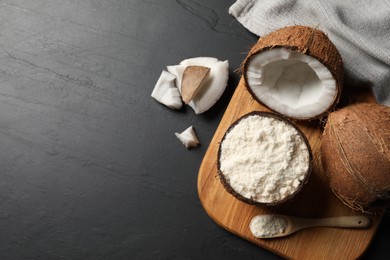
[198,77,383,259]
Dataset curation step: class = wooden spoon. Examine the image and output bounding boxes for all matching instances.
[250,214,371,238]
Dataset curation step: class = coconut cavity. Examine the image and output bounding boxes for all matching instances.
[218,112,312,205]
[243,26,343,120]
[246,49,337,119]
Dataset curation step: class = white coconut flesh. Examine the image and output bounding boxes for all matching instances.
[180,57,219,66]
[168,58,229,114]
[151,70,182,110]
[246,48,337,119]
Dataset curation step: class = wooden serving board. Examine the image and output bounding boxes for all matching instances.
[197,78,384,259]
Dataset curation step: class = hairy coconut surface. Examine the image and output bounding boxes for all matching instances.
[321,103,390,212]
[243,26,343,120]
[218,111,312,206]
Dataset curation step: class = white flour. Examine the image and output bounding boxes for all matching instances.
[219,114,309,203]
[250,215,287,238]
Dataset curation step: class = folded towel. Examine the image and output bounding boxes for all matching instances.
[229,0,390,105]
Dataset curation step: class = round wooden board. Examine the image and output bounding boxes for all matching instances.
[197,77,384,259]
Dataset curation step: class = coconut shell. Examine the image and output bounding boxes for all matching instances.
[217,111,313,206]
[321,103,390,212]
[181,65,210,104]
[242,25,344,120]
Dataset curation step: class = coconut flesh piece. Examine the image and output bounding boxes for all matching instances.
[167,57,229,114]
[243,26,343,120]
[175,126,200,149]
[180,57,219,66]
[151,70,182,110]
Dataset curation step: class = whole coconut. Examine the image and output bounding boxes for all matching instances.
[321,103,390,212]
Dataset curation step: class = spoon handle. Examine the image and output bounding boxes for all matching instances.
[305,215,371,228]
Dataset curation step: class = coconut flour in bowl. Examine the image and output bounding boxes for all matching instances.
[218,112,312,205]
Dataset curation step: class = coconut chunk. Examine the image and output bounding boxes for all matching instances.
[243,26,343,120]
[167,65,186,91]
[168,59,229,114]
[190,60,229,114]
[175,126,200,149]
[151,70,182,110]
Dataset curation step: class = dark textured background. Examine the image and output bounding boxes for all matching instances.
[0,0,388,259]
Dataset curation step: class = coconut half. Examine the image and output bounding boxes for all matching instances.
[243,26,343,120]
[218,111,312,206]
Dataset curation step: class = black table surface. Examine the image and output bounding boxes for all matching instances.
[0,1,388,259]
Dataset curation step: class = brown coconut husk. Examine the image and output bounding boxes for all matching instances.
[181,65,210,104]
[321,103,390,213]
[242,25,344,120]
[217,111,313,206]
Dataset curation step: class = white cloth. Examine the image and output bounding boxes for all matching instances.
[229,0,390,106]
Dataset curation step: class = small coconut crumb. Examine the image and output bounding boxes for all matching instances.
[292,179,301,188]
[151,70,182,110]
[175,126,200,149]
[250,215,287,238]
